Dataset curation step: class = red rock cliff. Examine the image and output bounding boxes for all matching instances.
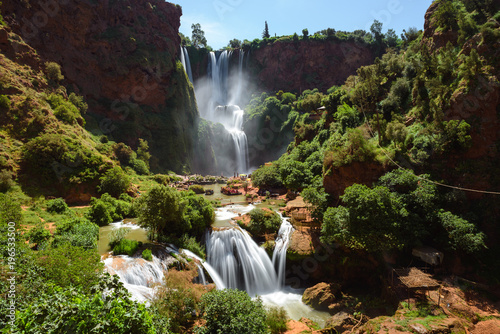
[248,40,376,93]
[1,0,201,172]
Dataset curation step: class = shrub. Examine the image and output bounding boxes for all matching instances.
[14,282,156,334]
[86,198,113,226]
[98,167,131,197]
[52,218,99,249]
[0,193,22,225]
[113,238,139,256]
[54,104,76,124]
[68,92,88,114]
[26,225,52,248]
[179,234,206,259]
[198,289,267,334]
[131,158,149,175]
[113,143,135,165]
[0,170,14,192]
[45,61,64,83]
[142,248,152,261]
[189,184,205,194]
[35,244,103,293]
[266,306,289,334]
[0,95,11,110]
[152,267,206,333]
[46,198,68,214]
[108,227,131,248]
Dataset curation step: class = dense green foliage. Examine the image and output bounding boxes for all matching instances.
[321,170,486,253]
[136,185,214,241]
[197,289,267,334]
[113,238,140,256]
[14,276,157,334]
[142,248,153,261]
[247,208,282,235]
[98,166,132,197]
[266,306,289,334]
[52,217,100,249]
[86,193,133,226]
[46,197,69,214]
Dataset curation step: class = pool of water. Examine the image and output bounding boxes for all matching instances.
[98,220,149,256]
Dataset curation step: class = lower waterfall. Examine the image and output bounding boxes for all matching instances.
[205,218,294,296]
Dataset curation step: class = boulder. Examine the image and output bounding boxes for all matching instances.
[302,282,341,311]
[325,311,356,333]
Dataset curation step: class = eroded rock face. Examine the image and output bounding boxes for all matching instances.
[1,0,202,172]
[302,282,341,311]
[323,161,390,202]
[248,40,376,93]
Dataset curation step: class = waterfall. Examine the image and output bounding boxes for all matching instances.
[203,50,249,174]
[205,218,294,296]
[272,218,294,289]
[180,45,193,83]
[104,254,169,302]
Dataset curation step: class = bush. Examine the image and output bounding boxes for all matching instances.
[52,218,99,249]
[46,198,68,214]
[131,158,149,175]
[113,238,139,256]
[35,244,103,293]
[45,61,64,83]
[14,282,157,334]
[248,208,282,235]
[98,167,131,197]
[0,95,11,110]
[142,248,152,261]
[0,170,14,192]
[54,104,77,124]
[179,234,206,259]
[266,306,289,334]
[198,289,267,334]
[189,184,205,194]
[86,198,113,226]
[108,227,131,248]
[26,225,52,248]
[0,193,22,225]
[113,143,135,165]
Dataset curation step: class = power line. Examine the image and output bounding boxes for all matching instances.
[358,112,500,196]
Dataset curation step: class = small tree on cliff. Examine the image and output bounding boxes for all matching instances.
[191,23,207,48]
[262,21,270,39]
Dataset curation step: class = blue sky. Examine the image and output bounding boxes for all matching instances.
[172,0,434,50]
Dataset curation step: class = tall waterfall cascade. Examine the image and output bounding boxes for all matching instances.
[179,46,193,83]
[206,50,249,174]
[205,217,294,296]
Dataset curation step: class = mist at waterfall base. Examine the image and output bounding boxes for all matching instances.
[191,49,251,176]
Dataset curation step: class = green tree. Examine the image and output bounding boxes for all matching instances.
[321,184,407,252]
[251,164,283,189]
[98,166,131,197]
[263,21,270,39]
[247,208,282,235]
[302,28,309,39]
[137,138,151,168]
[370,20,383,43]
[137,186,213,240]
[191,23,207,48]
[228,39,242,49]
[198,289,267,334]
